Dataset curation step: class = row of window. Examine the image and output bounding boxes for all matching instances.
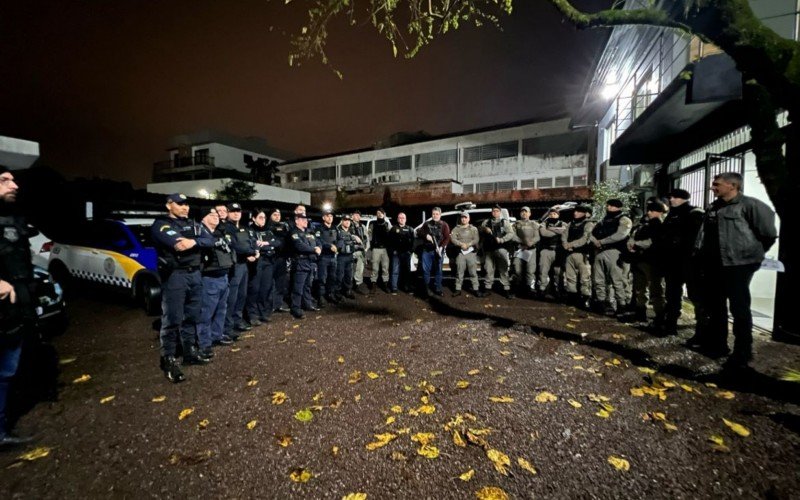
[463,175,588,193]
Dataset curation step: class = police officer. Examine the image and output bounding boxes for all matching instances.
[247,208,280,324]
[388,212,415,293]
[151,193,216,382]
[450,211,483,297]
[480,205,515,298]
[335,214,358,300]
[197,207,235,358]
[368,208,392,291]
[562,205,595,309]
[537,208,567,300]
[289,213,321,319]
[349,210,368,293]
[590,199,633,315]
[512,206,540,297]
[416,206,450,296]
[625,202,666,324]
[221,203,258,339]
[0,166,35,447]
[267,208,291,313]
[315,209,342,306]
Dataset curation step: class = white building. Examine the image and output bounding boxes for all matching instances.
[279,118,591,196]
[148,131,309,205]
[578,0,798,332]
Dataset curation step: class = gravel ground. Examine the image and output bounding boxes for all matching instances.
[1,290,798,499]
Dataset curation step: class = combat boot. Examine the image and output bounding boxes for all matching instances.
[183,345,212,366]
[160,356,186,383]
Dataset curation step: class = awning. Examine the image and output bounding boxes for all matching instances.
[610,53,745,166]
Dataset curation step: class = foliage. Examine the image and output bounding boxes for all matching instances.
[590,180,638,219]
[215,179,257,201]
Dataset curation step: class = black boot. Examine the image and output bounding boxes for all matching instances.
[160,356,186,383]
[183,345,211,366]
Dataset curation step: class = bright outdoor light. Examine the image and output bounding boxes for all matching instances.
[198,188,210,199]
[322,202,333,212]
[601,82,621,100]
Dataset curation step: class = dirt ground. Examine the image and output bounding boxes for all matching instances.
[1,288,799,499]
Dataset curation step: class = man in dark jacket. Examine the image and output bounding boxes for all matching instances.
[624,202,666,324]
[198,208,235,357]
[388,212,415,293]
[221,203,258,339]
[695,172,777,368]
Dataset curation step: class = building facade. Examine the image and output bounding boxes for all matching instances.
[581,0,798,332]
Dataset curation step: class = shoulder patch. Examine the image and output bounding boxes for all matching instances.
[291,233,299,239]
[160,225,171,232]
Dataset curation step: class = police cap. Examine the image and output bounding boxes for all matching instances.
[606,199,624,208]
[520,206,530,213]
[646,202,666,213]
[227,202,242,212]
[166,193,188,205]
[341,214,352,221]
[667,188,691,200]
[574,205,592,214]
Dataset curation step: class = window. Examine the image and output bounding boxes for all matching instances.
[496,180,516,191]
[463,184,475,193]
[312,166,336,181]
[554,176,571,188]
[537,178,553,189]
[341,161,371,178]
[573,175,588,186]
[375,156,411,173]
[416,149,458,169]
[463,141,518,162]
[477,182,496,193]
[195,148,211,165]
[520,179,536,189]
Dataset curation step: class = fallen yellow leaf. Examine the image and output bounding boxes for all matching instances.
[355,394,362,402]
[567,399,582,408]
[571,354,584,360]
[629,388,645,397]
[332,446,339,456]
[475,486,509,500]
[385,416,396,425]
[367,372,379,379]
[417,444,439,459]
[498,336,510,343]
[411,432,435,445]
[488,395,514,403]
[17,447,51,461]
[348,371,362,384]
[99,395,115,404]
[247,379,258,387]
[366,433,397,450]
[709,435,730,452]
[277,435,292,447]
[72,374,91,384]
[453,430,467,448]
[178,408,194,420]
[456,380,471,389]
[294,409,313,422]
[663,422,678,431]
[198,419,209,430]
[342,494,367,500]
[337,356,345,364]
[716,391,736,400]
[390,451,406,461]
[459,469,475,481]
[272,391,287,405]
[151,395,166,403]
[595,409,611,418]
[59,357,77,365]
[390,405,403,413]
[307,339,316,344]
[535,391,558,403]
[517,457,537,475]
[486,449,511,475]
[289,468,312,483]
[430,370,443,377]
[499,350,512,356]
[637,367,656,375]
[680,384,693,392]
[417,404,436,415]
[246,420,258,430]
[722,418,751,437]
[230,347,241,352]
[608,455,630,471]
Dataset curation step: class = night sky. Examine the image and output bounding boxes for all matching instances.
[0,0,608,188]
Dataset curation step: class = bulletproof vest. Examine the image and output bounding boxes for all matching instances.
[349,222,366,250]
[483,218,507,251]
[371,219,390,248]
[317,225,339,255]
[540,219,564,250]
[202,227,235,273]
[250,224,277,259]
[339,229,357,255]
[391,225,415,252]
[424,221,443,249]
[514,220,538,247]
[155,216,203,269]
[592,212,627,251]
[0,213,35,332]
[268,220,290,257]
[567,219,588,243]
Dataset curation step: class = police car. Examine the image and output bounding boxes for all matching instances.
[48,218,162,314]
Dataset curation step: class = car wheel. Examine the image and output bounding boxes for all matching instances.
[48,260,72,294]
[135,275,162,316]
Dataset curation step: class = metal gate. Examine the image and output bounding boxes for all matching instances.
[671,153,744,208]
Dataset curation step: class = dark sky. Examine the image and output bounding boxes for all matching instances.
[0,0,608,187]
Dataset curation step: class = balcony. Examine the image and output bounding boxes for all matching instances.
[152,156,254,183]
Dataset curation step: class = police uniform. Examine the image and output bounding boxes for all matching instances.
[220,203,257,337]
[151,194,216,376]
[315,216,343,305]
[450,218,481,294]
[590,203,633,314]
[512,212,540,294]
[246,220,280,323]
[198,220,235,353]
[349,218,368,289]
[388,222,415,293]
[335,218,358,299]
[480,213,515,295]
[538,214,567,297]
[0,205,36,442]
[626,206,665,323]
[289,217,319,318]
[562,209,595,306]
[268,213,291,311]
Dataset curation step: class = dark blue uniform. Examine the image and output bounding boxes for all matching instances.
[268,219,291,311]
[289,226,319,317]
[246,223,281,322]
[151,216,214,359]
[335,227,358,298]
[315,223,343,304]
[389,224,416,292]
[220,220,257,336]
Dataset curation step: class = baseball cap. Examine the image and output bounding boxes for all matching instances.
[166,193,188,204]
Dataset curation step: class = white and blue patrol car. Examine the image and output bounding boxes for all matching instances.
[48,218,162,314]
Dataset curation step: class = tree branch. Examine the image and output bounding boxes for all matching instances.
[548,0,698,37]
